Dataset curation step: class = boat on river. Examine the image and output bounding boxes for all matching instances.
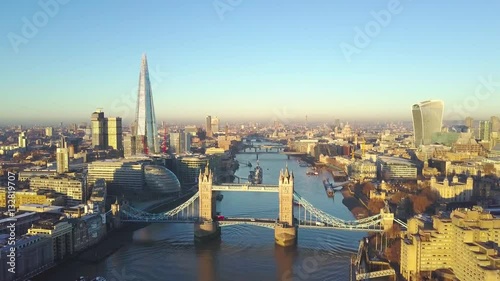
[248,162,263,184]
[323,179,334,197]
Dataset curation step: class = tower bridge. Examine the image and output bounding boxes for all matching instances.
[110,165,400,247]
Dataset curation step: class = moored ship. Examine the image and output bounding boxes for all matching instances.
[323,179,334,197]
[248,162,263,184]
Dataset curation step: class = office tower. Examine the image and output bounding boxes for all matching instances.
[465,117,474,130]
[184,132,192,153]
[479,121,491,141]
[491,116,500,132]
[56,148,69,174]
[169,132,191,154]
[90,110,123,153]
[18,131,27,148]
[91,110,106,149]
[123,133,136,157]
[211,117,219,134]
[411,100,444,147]
[106,117,123,152]
[184,125,198,136]
[68,145,75,158]
[206,115,212,138]
[61,136,67,149]
[45,127,53,137]
[133,54,158,154]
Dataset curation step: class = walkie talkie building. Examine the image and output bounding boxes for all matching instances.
[134,54,158,154]
[412,100,444,147]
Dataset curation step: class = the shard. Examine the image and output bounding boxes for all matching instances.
[133,54,158,154]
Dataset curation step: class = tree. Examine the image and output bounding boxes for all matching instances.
[390,192,406,204]
[411,195,432,214]
[384,238,401,263]
[362,182,375,197]
[387,223,402,239]
[420,187,438,203]
[368,199,385,215]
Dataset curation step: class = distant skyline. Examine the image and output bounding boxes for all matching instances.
[1,1,499,125]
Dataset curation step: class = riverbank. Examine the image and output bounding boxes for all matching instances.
[77,191,196,263]
[341,185,369,219]
[32,191,197,280]
[319,164,369,219]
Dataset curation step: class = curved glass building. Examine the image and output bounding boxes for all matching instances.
[412,100,444,147]
[144,165,181,194]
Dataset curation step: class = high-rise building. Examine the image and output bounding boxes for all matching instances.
[169,131,192,154]
[123,133,136,157]
[56,148,69,174]
[45,127,53,137]
[91,110,123,153]
[411,100,444,147]
[479,120,491,141]
[133,54,158,154]
[211,117,219,134]
[91,110,106,149]
[106,117,123,152]
[18,131,27,148]
[465,117,474,130]
[491,116,500,133]
[206,115,212,138]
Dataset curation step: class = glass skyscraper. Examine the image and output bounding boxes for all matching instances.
[412,100,444,147]
[134,54,158,154]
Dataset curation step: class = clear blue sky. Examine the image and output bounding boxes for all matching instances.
[1,0,499,126]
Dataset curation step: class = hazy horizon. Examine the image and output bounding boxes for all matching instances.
[1,1,499,124]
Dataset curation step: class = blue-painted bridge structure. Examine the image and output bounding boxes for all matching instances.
[109,166,402,246]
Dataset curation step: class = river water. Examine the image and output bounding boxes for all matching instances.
[37,148,366,281]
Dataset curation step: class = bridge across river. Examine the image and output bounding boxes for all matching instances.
[110,165,401,247]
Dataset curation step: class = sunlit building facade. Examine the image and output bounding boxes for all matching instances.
[412,100,444,147]
[87,159,144,193]
[401,207,500,281]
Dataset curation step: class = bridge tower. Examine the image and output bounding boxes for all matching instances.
[380,204,394,231]
[110,198,122,229]
[275,166,297,247]
[194,165,221,242]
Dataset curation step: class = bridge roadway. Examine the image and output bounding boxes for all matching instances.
[212,184,279,192]
[119,215,384,232]
[220,218,384,232]
[237,151,307,155]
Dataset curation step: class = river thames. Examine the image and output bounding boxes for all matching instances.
[37,149,366,281]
